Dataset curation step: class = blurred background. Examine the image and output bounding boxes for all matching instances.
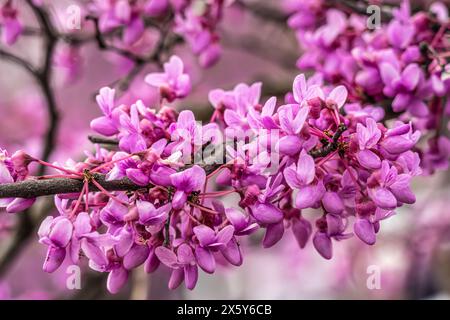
[0,0,450,299]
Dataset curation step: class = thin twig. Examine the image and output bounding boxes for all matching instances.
[88,135,119,145]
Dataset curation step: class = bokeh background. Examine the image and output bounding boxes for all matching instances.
[0,0,449,299]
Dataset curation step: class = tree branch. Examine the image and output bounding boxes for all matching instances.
[0,174,147,199]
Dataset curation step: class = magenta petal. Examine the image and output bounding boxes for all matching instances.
[220,238,242,266]
[170,165,206,193]
[369,187,397,210]
[43,246,66,273]
[357,150,381,170]
[123,17,144,45]
[262,221,284,248]
[199,43,221,68]
[126,168,149,186]
[107,267,129,294]
[137,200,156,223]
[144,248,160,273]
[155,246,178,268]
[326,214,344,236]
[193,225,216,247]
[114,227,134,257]
[284,165,303,189]
[297,150,315,184]
[409,99,429,117]
[215,168,231,186]
[0,162,13,183]
[177,243,195,265]
[389,174,416,204]
[251,203,283,224]
[278,135,303,156]
[81,239,108,267]
[354,218,376,245]
[150,166,176,186]
[145,0,168,16]
[381,136,415,154]
[322,192,344,214]
[69,237,81,264]
[239,223,259,236]
[184,265,198,290]
[401,63,420,91]
[6,197,36,213]
[90,116,118,136]
[171,190,187,210]
[225,208,247,231]
[380,62,400,87]
[195,246,216,274]
[74,212,92,236]
[313,231,333,260]
[3,18,22,45]
[392,93,410,112]
[123,244,150,270]
[328,85,348,108]
[48,217,73,248]
[292,217,312,249]
[387,20,414,49]
[296,184,323,209]
[168,268,184,290]
[216,225,235,245]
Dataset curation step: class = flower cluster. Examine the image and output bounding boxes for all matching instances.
[286,0,450,174]
[173,0,228,68]
[1,1,446,296]
[88,0,229,67]
[0,58,422,293]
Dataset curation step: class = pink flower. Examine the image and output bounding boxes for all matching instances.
[145,55,191,102]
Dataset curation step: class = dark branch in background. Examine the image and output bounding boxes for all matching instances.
[0,1,62,278]
[99,13,181,94]
[222,31,298,71]
[0,49,37,74]
[87,15,146,64]
[25,0,59,174]
[235,0,288,24]
[327,0,393,21]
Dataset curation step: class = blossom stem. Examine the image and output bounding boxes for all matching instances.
[316,150,338,166]
[206,162,232,179]
[199,189,237,198]
[309,127,333,142]
[85,182,89,211]
[36,159,82,176]
[90,179,128,205]
[188,202,219,215]
[38,174,82,179]
[70,182,87,217]
[91,153,138,173]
